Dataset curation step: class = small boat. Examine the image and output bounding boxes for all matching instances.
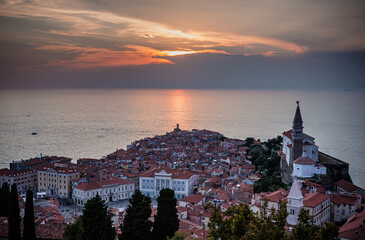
[32,132,37,135]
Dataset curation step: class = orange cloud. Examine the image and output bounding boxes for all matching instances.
[34,43,231,68]
[0,1,307,56]
[36,45,172,68]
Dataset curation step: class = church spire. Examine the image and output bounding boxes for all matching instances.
[293,101,303,129]
[291,101,303,166]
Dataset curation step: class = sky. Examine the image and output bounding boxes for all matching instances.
[0,0,364,89]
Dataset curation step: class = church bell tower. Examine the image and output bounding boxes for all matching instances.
[291,101,303,166]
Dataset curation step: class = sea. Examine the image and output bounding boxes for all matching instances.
[0,89,364,188]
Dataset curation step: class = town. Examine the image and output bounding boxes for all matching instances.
[0,102,364,239]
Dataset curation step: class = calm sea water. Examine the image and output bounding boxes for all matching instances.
[0,89,364,188]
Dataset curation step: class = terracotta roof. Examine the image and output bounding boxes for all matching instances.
[264,189,288,202]
[0,168,35,177]
[179,194,205,205]
[331,195,357,206]
[335,179,360,193]
[303,192,330,208]
[140,168,195,180]
[74,177,133,191]
[339,210,365,240]
[282,129,314,140]
[293,156,316,165]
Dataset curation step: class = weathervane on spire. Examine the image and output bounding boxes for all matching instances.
[296,100,299,106]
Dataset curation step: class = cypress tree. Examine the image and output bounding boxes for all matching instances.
[152,188,179,240]
[0,182,10,217]
[81,194,115,240]
[8,183,21,240]
[23,190,36,240]
[119,190,152,240]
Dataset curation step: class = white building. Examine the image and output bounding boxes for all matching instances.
[73,177,134,206]
[282,129,319,166]
[139,168,196,200]
[287,178,331,226]
[293,152,326,178]
[287,178,304,226]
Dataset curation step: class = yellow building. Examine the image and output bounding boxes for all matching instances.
[36,162,80,198]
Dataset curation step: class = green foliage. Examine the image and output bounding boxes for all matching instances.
[206,201,337,240]
[81,195,116,240]
[317,222,339,240]
[244,137,255,146]
[0,182,10,217]
[152,188,179,240]
[167,231,188,240]
[251,136,287,193]
[206,201,288,240]
[119,190,152,240]
[23,190,36,240]
[8,184,21,240]
[62,217,84,240]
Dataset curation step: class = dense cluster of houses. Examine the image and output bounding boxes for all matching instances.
[0,103,364,239]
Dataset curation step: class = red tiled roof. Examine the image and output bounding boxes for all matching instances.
[264,189,288,202]
[331,195,357,205]
[339,210,365,240]
[335,179,360,193]
[303,193,330,208]
[140,168,195,180]
[74,177,133,191]
[293,156,315,165]
[0,168,36,177]
[283,129,314,140]
[179,194,205,205]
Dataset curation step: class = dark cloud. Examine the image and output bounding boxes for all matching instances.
[0,0,364,89]
[1,52,364,89]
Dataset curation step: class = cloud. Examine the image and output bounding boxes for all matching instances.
[0,0,310,69]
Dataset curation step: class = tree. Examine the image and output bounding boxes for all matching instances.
[23,190,36,240]
[8,184,21,240]
[81,195,116,240]
[0,182,10,217]
[119,190,152,240]
[167,232,188,240]
[152,188,179,240]
[289,208,318,240]
[317,222,339,240]
[63,217,83,240]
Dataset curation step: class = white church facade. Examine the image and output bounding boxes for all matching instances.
[293,152,326,178]
[281,101,326,179]
[287,178,331,226]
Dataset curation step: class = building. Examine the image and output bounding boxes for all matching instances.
[0,168,37,194]
[338,210,365,240]
[287,178,304,226]
[335,179,365,196]
[35,163,80,198]
[73,177,134,206]
[10,156,72,170]
[139,168,196,199]
[303,192,331,226]
[331,194,359,223]
[287,178,330,226]
[293,152,326,178]
[262,188,288,211]
[282,102,319,168]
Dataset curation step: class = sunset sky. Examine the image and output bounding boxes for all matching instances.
[1,0,364,89]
